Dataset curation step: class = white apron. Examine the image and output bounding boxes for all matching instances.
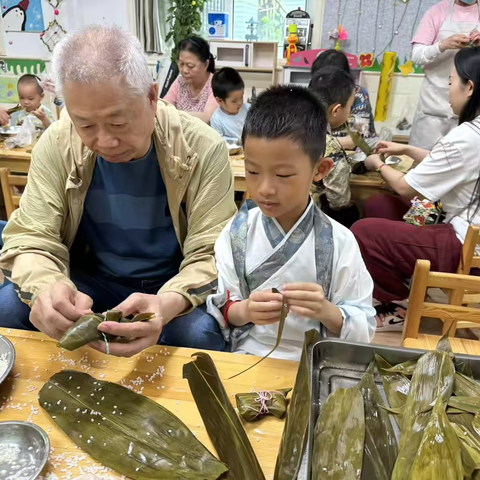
[410,0,480,149]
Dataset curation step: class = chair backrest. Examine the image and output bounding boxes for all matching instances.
[458,225,480,275]
[0,168,27,220]
[403,259,480,340]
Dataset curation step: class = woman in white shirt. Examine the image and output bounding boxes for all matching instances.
[351,46,480,332]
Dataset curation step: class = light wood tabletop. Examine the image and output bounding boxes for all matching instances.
[0,144,32,174]
[230,154,415,202]
[0,327,298,479]
[403,334,480,356]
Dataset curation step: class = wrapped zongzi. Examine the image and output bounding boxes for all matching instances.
[236,388,292,422]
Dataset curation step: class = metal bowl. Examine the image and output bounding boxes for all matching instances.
[348,152,367,163]
[0,334,15,386]
[0,421,50,479]
[386,156,401,166]
[0,126,20,137]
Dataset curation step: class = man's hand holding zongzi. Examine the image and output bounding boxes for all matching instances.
[92,292,189,357]
[282,283,343,336]
[30,282,93,340]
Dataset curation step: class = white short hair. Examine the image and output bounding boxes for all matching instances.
[52,25,153,97]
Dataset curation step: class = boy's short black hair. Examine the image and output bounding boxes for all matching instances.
[308,66,355,108]
[17,74,43,95]
[311,49,351,76]
[242,85,327,164]
[212,67,244,100]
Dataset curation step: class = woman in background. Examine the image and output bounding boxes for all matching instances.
[311,49,376,150]
[410,0,480,149]
[165,36,218,123]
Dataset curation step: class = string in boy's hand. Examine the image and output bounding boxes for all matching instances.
[245,290,284,325]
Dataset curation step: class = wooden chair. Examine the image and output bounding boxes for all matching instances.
[0,168,27,219]
[403,259,480,342]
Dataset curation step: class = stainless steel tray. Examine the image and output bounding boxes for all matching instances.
[304,338,480,480]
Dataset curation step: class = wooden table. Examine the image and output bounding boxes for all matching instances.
[0,145,32,174]
[404,334,480,356]
[230,154,415,203]
[0,328,298,479]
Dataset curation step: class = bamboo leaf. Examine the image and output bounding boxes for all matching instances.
[274,329,320,480]
[409,396,462,480]
[358,366,398,480]
[39,371,227,480]
[381,359,418,376]
[312,387,365,480]
[228,288,287,380]
[183,352,265,480]
[454,372,480,397]
[448,397,480,415]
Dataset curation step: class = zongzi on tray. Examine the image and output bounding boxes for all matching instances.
[39,370,228,480]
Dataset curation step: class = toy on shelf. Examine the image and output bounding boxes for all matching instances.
[286,24,298,66]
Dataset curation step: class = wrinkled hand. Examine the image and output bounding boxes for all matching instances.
[282,283,327,320]
[441,34,470,52]
[0,108,10,126]
[470,29,480,46]
[245,290,284,325]
[31,109,47,122]
[93,293,163,357]
[30,282,93,340]
[375,140,405,157]
[365,153,384,171]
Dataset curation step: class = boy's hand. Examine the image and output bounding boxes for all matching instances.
[282,283,326,320]
[245,290,284,325]
[31,109,47,122]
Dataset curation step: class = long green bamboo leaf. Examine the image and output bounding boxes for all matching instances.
[358,364,397,480]
[39,371,227,480]
[449,413,480,478]
[391,350,455,480]
[374,353,411,430]
[454,372,480,397]
[228,288,287,380]
[183,352,265,480]
[448,397,480,414]
[409,396,462,480]
[312,387,365,480]
[381,359,418,376]
[274,329,320,480]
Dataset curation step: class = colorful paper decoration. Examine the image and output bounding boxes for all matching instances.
[40,19,66,52]
[46,0,62,7]
[375,51,397,122]
[329,25,349,51]
[400,60,414,76]
[1,0,45,32]
[359,53,374,68]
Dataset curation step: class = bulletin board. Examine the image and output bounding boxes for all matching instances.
[321,0,439,73]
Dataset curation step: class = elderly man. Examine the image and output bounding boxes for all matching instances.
[0,26,237,356]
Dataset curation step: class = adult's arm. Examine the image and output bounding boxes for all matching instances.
[412,43,442,66]
[189,91,218,124]
[159,138,237,313]
[0,125,74,305]
[164,77,180,106]
[0,108,10,126]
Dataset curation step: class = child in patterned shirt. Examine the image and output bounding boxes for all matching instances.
[11,74,55,132]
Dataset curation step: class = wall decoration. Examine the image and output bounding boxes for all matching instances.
[400,60,414,76]
[321,0,431,69]
[40,19,66,53]
[359,53,374,68]
[375,51,397,122]
[46,0,62,7]
[0,76,20,104]
[1,0,45,32]
[4,58,46,75]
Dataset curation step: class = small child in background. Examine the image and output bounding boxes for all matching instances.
[11,75,55,131]
[211,67,250,143]
[309,66,359,228]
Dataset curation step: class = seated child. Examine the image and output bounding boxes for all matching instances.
[312,49,376,149]
[308,66,359,228]
[11,75,55,132]
[210,67,250,143]
[207,85,375,361]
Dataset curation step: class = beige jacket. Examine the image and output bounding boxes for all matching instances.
[0,100,237,311]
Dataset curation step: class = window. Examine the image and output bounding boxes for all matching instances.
[202,0,307,53]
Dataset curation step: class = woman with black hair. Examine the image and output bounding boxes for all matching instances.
[351,47,480,332]
[165,36,218,123]
[311,49,376,150]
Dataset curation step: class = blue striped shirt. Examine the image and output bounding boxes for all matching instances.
[79,142,183,280]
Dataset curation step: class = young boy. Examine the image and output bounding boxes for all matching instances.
[11,75,55,131]
[308,66,359,228]
[207,86,375,361]
[210,67,250,143]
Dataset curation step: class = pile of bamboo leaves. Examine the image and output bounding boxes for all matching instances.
[311,334,480,480]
